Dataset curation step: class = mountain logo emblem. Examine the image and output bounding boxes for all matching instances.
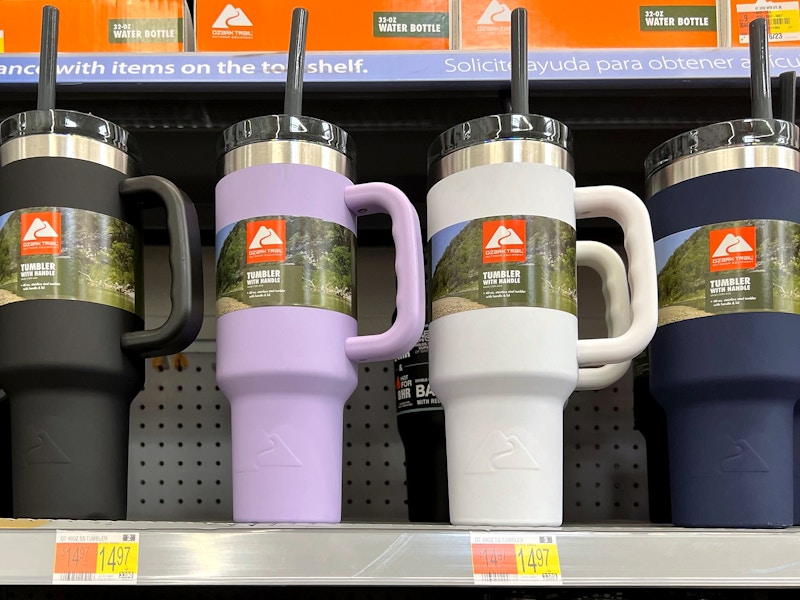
[256,433,302,468]
[246,219,286,263]
[467,430,540,473]
[248,226,283,249]
[709,226,756,272]
[720,438,769,472]
[712,233,753,257]
[25,429,70,465]
[20,211,62,256]
[483,219,526,263]
[478,0,513,24]
[212,4,253,28]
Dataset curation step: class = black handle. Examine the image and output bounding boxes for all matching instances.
[118,176,203,358]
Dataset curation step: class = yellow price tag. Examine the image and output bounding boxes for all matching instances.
[96,542,139,577]
[0,31,4,53]
[768,9,800,33]
[514,543,561,578]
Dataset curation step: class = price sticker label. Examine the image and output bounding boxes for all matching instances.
[53,531,139,584]
[736,2,800,42]
[469,532,561,584]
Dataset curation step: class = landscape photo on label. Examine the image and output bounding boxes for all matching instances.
[216,215,355,316]
[0,208,139,314]
[655,219,800,326]
[431,215,576,320]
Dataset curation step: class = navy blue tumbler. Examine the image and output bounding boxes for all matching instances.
[645,118,800,527]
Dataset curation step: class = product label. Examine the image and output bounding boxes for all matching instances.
[216,215,355,318]
[373,12,449,38]
[54,531,139,584]
[431,215,576,321]
[736,2,800,42]
[470,532,562,584]
[0,31,5,53]
[655,219,800,327]
[395,324,440,415]
[108,18,183,44]
[639,6,717,31]
[0,207,141,316]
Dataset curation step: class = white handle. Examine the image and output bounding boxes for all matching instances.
[575,186,658,367]
[575,241,632,391]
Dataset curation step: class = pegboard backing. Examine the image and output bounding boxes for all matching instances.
[128,246,649,522]
[127,355,231,521]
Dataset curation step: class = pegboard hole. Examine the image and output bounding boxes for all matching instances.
[177,386,183,392]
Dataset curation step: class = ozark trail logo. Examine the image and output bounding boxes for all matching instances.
[483,219,525,263]
[246,219,286,264]
[20,211,61,256]
[709,226,756,272]
[212,4,254,40]
[478,0,513,25]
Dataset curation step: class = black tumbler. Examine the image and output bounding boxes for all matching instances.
[0,109,203,519]
[394,247,449,523]
[395,323,449,523]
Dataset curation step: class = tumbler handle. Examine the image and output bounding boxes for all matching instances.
[344,182,425,363]
[575,186,657,367]
[575,240,632,391]
[119,176,204,358]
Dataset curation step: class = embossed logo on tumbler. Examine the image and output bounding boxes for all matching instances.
[0,6,204,519]
[645,19,800,528]
[215,8,424,523]
[426,9,658,526]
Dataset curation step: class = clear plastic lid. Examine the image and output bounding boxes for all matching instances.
[0,109,140,163]
[218,114,356,163]
[427,113,572,169]
[644,118,800,180]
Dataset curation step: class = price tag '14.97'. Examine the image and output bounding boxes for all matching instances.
[470,532,562,584]
[53,531,139,584]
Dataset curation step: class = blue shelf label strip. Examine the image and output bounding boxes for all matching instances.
[1,49,800,84]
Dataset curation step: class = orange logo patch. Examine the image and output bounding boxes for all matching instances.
[709,226,757,272]
[20,212,61,256]
[246,219,286,264]
[482,220,526,264]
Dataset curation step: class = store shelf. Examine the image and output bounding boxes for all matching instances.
[1,521,799,587]
[1,48,799,89]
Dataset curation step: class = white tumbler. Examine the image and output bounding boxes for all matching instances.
[427,114,658,526]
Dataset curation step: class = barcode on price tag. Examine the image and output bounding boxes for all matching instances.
[736,2,800,43]
[469,532,562,585]
[53,531,139,584]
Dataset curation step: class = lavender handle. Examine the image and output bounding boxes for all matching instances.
[343,182,425,362]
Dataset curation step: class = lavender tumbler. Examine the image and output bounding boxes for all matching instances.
[216,115,425,523]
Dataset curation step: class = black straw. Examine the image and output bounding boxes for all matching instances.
[37,5,59,111]
[749,18,773,119]
[780,71,796,122]
[284,7,309,117]
[510,8,529,114]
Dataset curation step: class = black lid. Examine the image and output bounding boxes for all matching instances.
[427,113,572,169]
[644,118,800,180]
[0,109,141,163]
[218,114,356,163]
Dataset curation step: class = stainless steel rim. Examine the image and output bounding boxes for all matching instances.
[646,145,800,197]
[0,134,138,175]
[221,139,355,180]
[430,138,574,183]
